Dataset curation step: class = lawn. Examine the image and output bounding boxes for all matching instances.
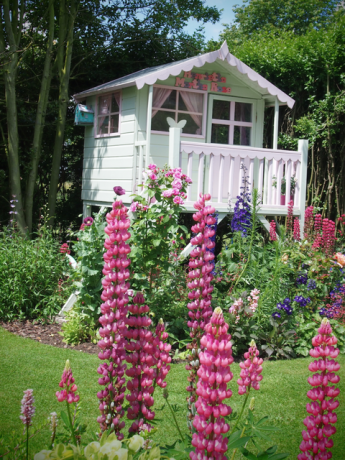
[0,326,344,459]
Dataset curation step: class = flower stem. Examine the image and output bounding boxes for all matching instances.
[66,401,77,446]
[165,397,184,442]
[234,189,258,289]
[230,425,246,460]
[26,425,29,460]
[230,390,250,435]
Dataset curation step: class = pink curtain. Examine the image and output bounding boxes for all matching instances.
[179,91,203,131]
[152,88,173,118]
[98,95,111,134]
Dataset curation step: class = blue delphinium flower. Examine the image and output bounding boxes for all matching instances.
[231,164,252,237]
[307,279,317,290]
[294,295,311,307]
[296,273,308,285]
[273,298,293,317]
[272,312,281,319]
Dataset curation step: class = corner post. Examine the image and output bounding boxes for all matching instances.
[145,85,153,169]
[169,126,181,169]
[83,202,91,219]
[273,97,279,150]
[298,139,308,236]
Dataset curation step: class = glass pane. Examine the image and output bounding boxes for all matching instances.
[178,113,202,135]
[160,91,176,110]
[178,92,203,113]
[212,100,230,120]
[211,124,229,144]
[234,126,251,146]
[99,96,110,115]
[110,114,119,133]
[98,116,109,135]
[235,102,252,122]
[151,110,175,132]
[111,94,119,113]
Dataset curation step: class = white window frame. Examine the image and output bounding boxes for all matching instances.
[94,91,122,138]
[206,94,256,146]
[151,84,207,138]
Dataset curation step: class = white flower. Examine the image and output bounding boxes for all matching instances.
[113,448,128,460]
[34,450,52,460]
[100,440,124,460]
[84,442,100,460]
[128,435,145,452]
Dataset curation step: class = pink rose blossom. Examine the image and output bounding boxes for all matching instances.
[173,196,184,205]
[130,201,139,212]
[172,178,183,190]
[162,189,174,198]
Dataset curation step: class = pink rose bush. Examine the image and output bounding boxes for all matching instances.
[298,318,340,460]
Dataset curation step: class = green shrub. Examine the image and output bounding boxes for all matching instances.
[60,308,98,345]
[0,220,73,321]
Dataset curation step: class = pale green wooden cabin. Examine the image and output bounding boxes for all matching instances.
[74,42,308,230]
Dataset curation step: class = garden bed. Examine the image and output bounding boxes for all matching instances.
[0,320,99,355]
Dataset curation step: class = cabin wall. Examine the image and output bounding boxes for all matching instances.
[82,86,137,204]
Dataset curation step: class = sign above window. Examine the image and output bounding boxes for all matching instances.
[175,71,231,93]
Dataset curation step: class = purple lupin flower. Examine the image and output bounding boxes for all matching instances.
[20,389,35,426]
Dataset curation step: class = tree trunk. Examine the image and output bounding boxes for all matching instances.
[48,0,78,227]
[0,1,27,234]
[25,0,55,233]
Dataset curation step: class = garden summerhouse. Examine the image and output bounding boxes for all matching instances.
[74,41,308,230]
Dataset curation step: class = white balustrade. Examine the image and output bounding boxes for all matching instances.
[180,141,308,217]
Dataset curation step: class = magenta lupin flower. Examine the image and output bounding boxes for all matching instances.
[304,206,314,240]
[124,295,171,433]
[56,360,79,404]
[190,307,233,460]
[97,199,131,438]
[237,340,263,395]
[294,217,301,242]
[269,220,277,241]
[20,389,35,426]
[322,219,336,257]
[186,193,215,416]
[298,318,340,460]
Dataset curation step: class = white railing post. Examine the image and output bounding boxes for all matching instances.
[298,139,309,236]
[169,126,181,169]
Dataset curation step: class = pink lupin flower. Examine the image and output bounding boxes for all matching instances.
[297,318,340,460]
[237,340,263,395]
[97,199,131,439]
[124,294,171,433]
[190,307,233,460]
[185,194,215,420]
[304,206,314,240]
[269,220,277,241]
[294,217,301,242]
[56,360,79,404]
[20,389,35,426]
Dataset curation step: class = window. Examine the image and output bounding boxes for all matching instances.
[96,92,121,136]
[151,87,204,136]
[210,98,253,146]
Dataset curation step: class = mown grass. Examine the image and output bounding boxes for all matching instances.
[0,326,344,459]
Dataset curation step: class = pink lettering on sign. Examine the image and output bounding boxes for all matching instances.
[174,72,231,93]
[175,77,185,88]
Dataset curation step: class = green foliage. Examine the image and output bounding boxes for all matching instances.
[70,210,107,325]
[0,218,73,321]
[60,309,98,346]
